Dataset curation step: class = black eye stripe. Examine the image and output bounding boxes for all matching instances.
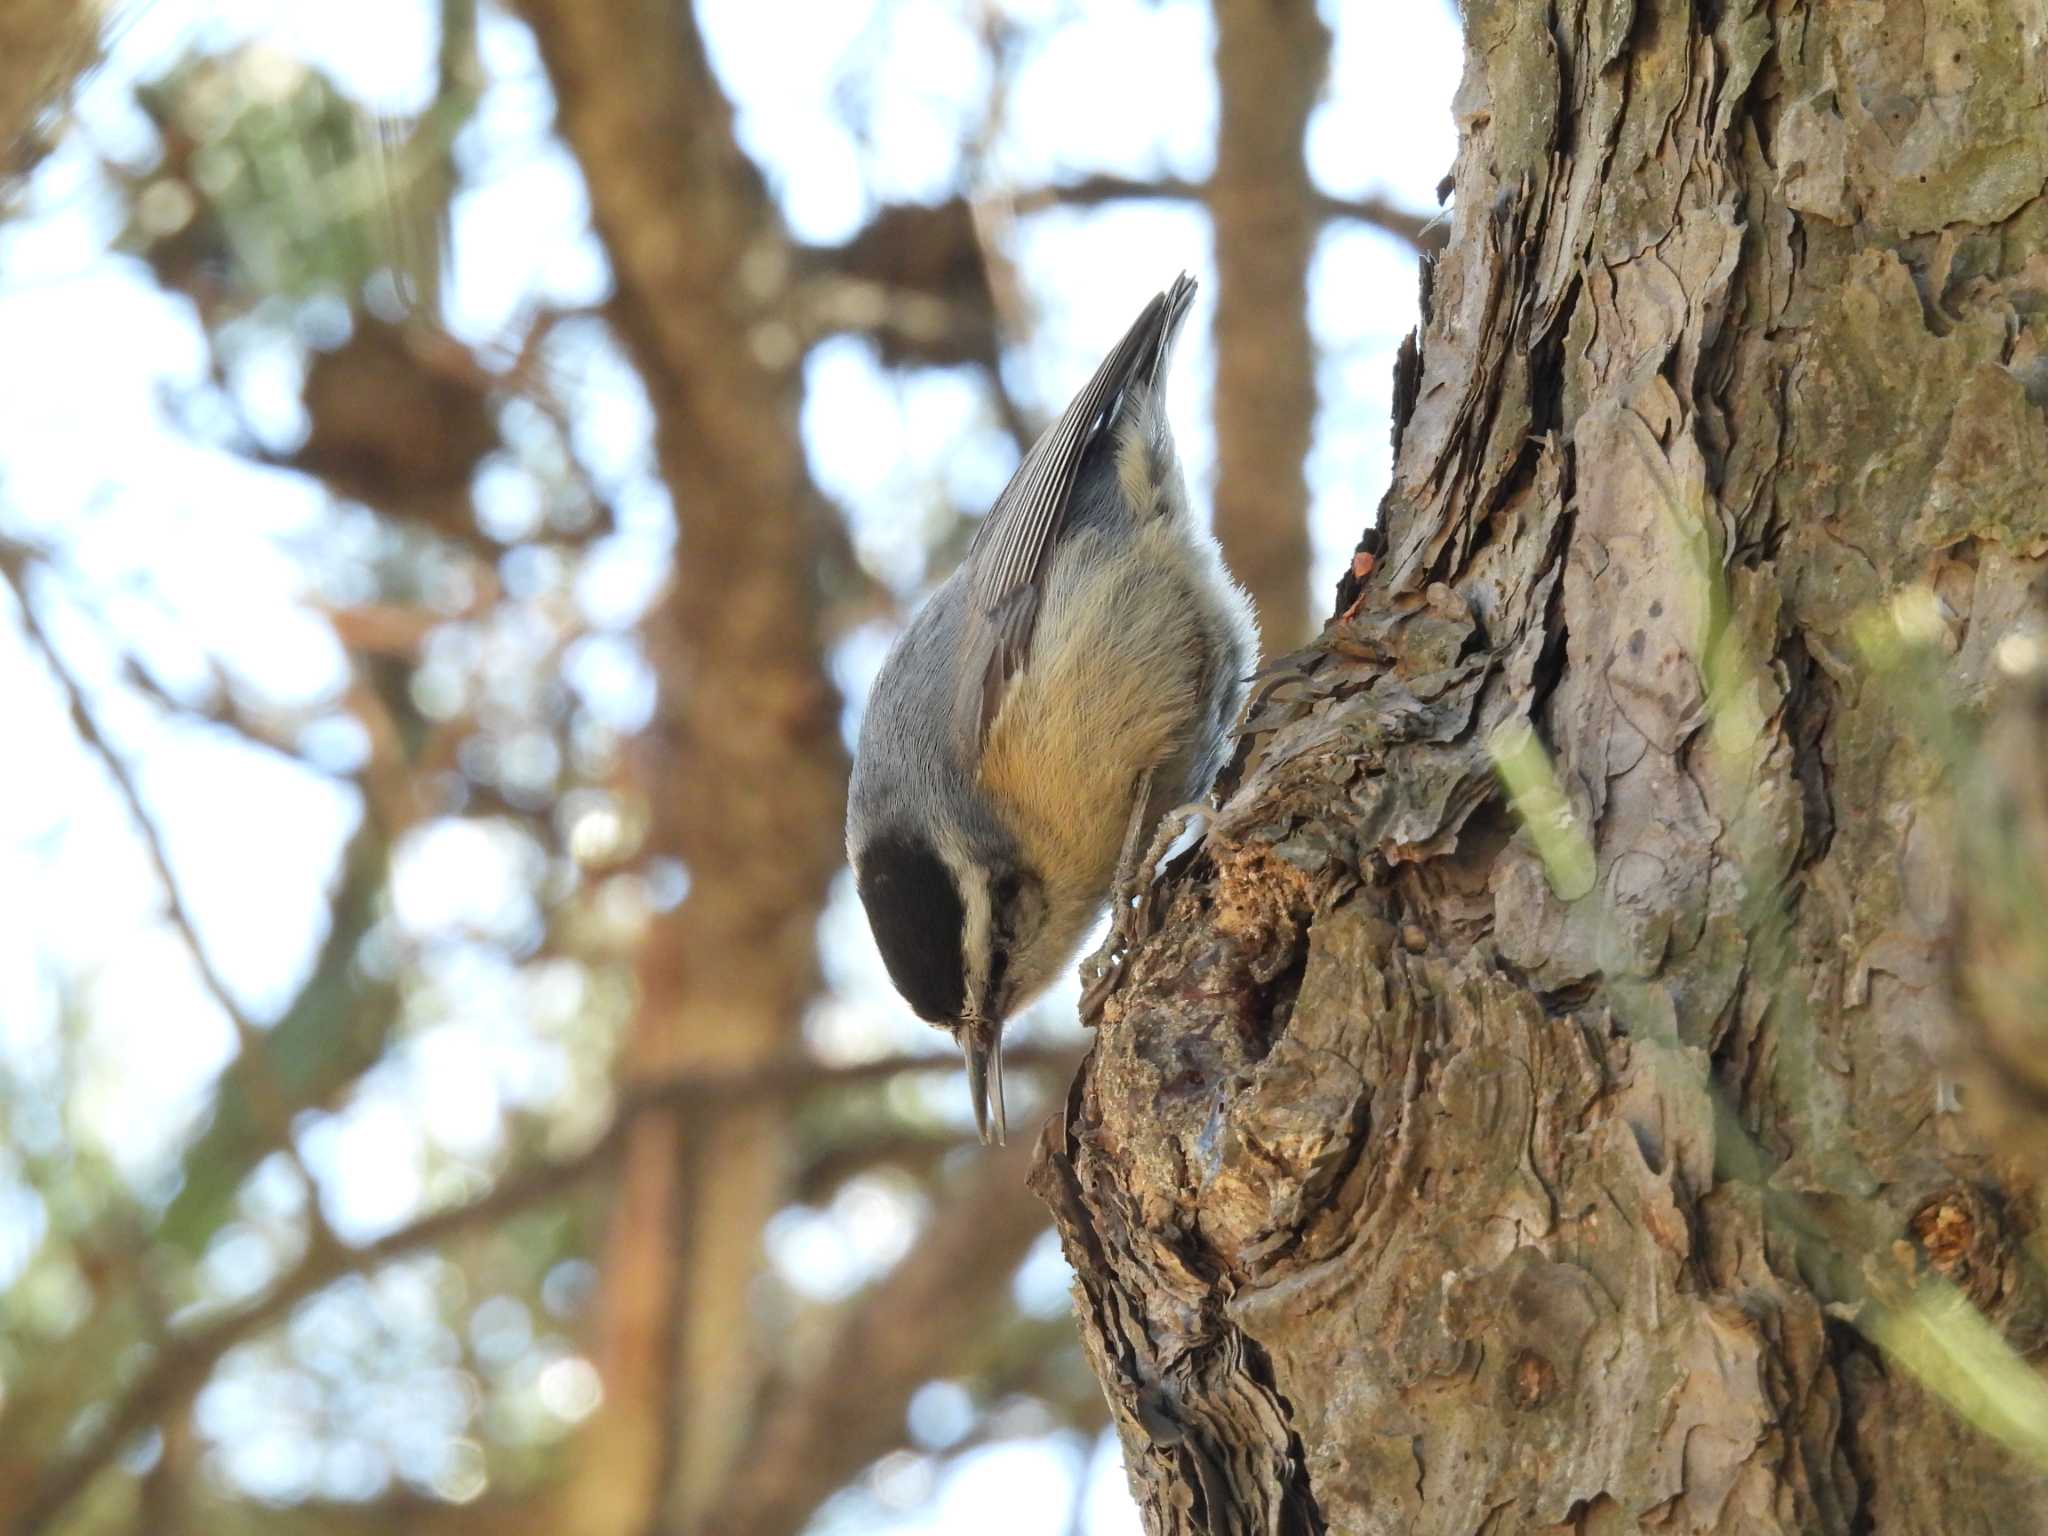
[990,872,1021,933]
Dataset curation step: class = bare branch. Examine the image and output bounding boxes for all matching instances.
[10,1047,1077,1536]
[0,543,397,1264]
[184,1490,558,1536]
[1006,174,1443,255]
[0,545,265,1050]
[621,1042,1074,1120]
[786,175,1441,383]
[697,1132,1057,1536]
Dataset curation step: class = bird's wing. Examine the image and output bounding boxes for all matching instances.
[961,274,1196,746]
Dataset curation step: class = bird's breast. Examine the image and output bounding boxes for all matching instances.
[975,525,1213,903]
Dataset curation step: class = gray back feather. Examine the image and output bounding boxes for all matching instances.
[956,274,1198,748]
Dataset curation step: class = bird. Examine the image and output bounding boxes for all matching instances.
[846,274,1258,1143]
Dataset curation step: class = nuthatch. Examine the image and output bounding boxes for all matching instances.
[847,275,1257,1142]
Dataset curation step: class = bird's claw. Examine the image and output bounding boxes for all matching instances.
[1079,799,1212,1024]
[1078,945,1123,1023]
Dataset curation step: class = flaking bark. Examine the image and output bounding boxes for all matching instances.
[1036,3,2048,1531]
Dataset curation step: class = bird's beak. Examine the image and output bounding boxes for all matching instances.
[957,1017,1006,1146]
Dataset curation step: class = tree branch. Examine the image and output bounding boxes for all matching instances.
[1008,174,1443,255]
[697,1131,1057,1536]
[0,546,265,1049]
[785,174,1442,380]
[10,1048,1075,1536]
[505,2,856,1526]
[0,549,359,1249]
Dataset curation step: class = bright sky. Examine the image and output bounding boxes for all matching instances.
[0,0,1461,1527]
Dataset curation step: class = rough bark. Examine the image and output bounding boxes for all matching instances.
[1037,3,2048,1532]
[1209,0,1329,656]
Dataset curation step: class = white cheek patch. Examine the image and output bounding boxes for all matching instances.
[936,825,991,1017]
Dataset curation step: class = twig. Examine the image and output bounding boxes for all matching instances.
[0,548,373,1283]
[619,1042,1072,1119]
[1006,173,1444,255]
[694,1130,1057,1536]
[0,550,264,1050]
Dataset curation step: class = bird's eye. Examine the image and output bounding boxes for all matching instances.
[991,871,1021,918]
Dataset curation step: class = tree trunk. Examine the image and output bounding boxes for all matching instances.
[513,3,848,1530]
[1035,3,2048,1532]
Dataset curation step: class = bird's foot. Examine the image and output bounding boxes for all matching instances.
[1079,795,1212,1023]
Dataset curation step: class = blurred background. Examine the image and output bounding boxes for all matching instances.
[0,1,1456,1531]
